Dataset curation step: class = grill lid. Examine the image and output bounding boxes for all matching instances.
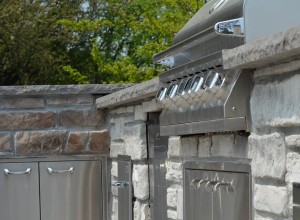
[153,0,245,68]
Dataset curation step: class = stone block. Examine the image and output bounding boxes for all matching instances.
[286,152,300,183]
[0,133,11,151]
[88,130,110,153]
[16,131,66,155]
[254,184,288,216]
[116,107,127,114]
[127,106,134,113]
[111,161,118,177]
[167,209,178,220]
[132,164,149,200]
[110,141,126,158]
[124,123,147,160]
[142,99,162,113]
[134,200,151,220]
[198,136,212,157]
[59,109,106,128]
[65,132,88,153]
[211,134,249,158]
[0,111,56,130]
[110,116,135,140]
[251,74,300,129]
[177,188,183,220]
[285,135,300,147]
[111,196,118,220]
[167,187,178,208]
[249,133,286,180]
[134,105,147,121]
[47,96,93,106]
[168,136,198,158]
[166,161,183,182]
[1,98,44,109]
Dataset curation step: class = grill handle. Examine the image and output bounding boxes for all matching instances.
[214,17,244,37]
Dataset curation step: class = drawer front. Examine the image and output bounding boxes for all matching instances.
[39,160,102,220]
[0,163,40,220]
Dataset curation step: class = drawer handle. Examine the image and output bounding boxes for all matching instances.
[205,180,232,193]
[4,168,31,175]
[190,178,210,189]
[47,167,74,174]
[112,181,129,188]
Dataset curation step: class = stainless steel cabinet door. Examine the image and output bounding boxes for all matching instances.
[184,169,212,220]
[39,161,102,220]
[0,163,40,220]
[212,171,250,220]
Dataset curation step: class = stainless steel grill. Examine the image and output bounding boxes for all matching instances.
[154,0,300,136]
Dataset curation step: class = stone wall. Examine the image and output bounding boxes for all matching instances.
[109,104,150,220]
[0,85,128,156]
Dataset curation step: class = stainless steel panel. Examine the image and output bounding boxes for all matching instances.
[148,113,168,220]
[212,171,250,220]
[294,183,300,204]
[160,117,248,136]
[184,169,212,220]
[244,0,300,43]
[0,162,40,220]
[117,156,132,220]
[183,160,251,220]
[294,206,300,220]
[40,160,103,220]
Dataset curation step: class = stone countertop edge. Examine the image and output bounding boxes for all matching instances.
[0,84,133,96]
[223,25,300,70]
[96,78,162,109]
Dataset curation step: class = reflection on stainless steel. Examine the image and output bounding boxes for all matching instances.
[184,77,194,94]
[190,76,205,92]
[156,87,167,101]
[214,17,244,36]
[166,84,178,98]
[204,71,223,88]
[177,80,187,96]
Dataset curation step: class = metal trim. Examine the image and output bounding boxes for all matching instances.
[160,117,248,136]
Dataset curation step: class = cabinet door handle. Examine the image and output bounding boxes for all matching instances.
[47,167,74,174]
[112,181,129,188]
[4,168,31,175]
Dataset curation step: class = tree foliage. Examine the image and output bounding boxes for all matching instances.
[0,0,204,85]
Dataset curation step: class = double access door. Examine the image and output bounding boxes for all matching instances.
[0,156,106,220]
[184,162,251,220]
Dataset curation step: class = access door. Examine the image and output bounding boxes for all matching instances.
[39,160,103,220]
[0,162,40,220]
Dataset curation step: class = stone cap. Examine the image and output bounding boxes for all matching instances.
[96,78,163,109]
[0,84,132,96]
[223,25,300,70]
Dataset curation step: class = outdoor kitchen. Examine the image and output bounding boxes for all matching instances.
[0,0,300,220]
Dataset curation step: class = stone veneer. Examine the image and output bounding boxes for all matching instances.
[0,84,129,156]
[96,25,300,220]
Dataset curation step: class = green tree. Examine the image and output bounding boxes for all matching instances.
[0,0,204,85]
[61,0,204,84]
